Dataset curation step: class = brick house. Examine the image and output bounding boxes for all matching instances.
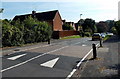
[13,10,63,31]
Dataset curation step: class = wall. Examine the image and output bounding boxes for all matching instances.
[53,12,63,31]
[52,31,80,39]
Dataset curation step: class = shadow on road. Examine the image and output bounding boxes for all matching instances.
[104,35,120,43]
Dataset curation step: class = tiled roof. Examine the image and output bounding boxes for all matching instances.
[13,10,58,21]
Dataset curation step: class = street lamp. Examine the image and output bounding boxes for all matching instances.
[80,14,82,20]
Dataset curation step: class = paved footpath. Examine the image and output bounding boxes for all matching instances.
[72,35,120,79]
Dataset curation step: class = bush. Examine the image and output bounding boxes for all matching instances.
[115,21,120,36]
[2,20,13,47]
[62,24,74,30]
[2,16,52,47]
[11,26,24,46]
[34,22,52,42]
[84,32,91,37]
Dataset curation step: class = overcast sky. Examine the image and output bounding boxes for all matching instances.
[1,0,119,22]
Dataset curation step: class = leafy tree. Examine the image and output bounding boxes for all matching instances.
[96,21,108,33]
[115,21,120,36]
[11,19,24,45]
[34,22,52,42]
[111,27,117,34]
[11,26,24,46]
[22,16,38,43]
[2,16,53,47]
[82,18,96,33]
[106,20,115,32]
[62,24,74,30]
[2,19,13,46]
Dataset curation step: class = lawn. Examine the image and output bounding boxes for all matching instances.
[60,35,81,40]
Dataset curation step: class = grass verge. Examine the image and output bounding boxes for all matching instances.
[60,35,81,40]
[103,35,111,41]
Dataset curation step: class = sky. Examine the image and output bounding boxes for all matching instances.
[1,0,120,23]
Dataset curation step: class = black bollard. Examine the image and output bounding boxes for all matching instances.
[92,43,97,59]
[48,38,50,44]
[100,38,103,47]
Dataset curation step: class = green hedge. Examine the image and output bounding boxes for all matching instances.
[2,16,52,47]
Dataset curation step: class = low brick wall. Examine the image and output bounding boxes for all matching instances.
[52,30,80,39]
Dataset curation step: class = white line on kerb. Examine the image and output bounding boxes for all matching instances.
[66,43,99,79]
[1,46,68,72]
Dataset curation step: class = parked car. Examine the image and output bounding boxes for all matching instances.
[106,32,113,36]
[92,33,101,41]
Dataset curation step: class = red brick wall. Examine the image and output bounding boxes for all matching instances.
[52,31,80,39]
[53,12,63,31]
[46,20,53,30]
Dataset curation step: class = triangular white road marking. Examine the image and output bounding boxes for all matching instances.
[40,57,59,68]
[7,53,27,60]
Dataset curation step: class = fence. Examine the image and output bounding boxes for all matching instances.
[52,30,80,39]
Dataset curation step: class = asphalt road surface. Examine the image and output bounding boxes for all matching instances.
[1,37,99,79]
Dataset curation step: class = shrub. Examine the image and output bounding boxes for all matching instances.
[2,16,52,47]
[84,32,91,37]
[62,24,74,30]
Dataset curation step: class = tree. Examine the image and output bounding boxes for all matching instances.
[2,19,24,47]
[11,26,24,46]
[2,19,13,46]
[111,27,117,34]
[106,20,115,32]
[34,22,52,42]
[96,21,108,33]
[115,21,120,36]
[22,16,38,43]
[82,18,96,34]
[62,24,74,30]
[2,16,53,47]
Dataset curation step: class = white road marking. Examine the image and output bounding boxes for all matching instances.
[7,54,27,60]
[82,44,87,46]
[66,43,99,79]
[40,57,59,68]
[66,69,77,79]
[1,46,68,72]
[73,42,81,45]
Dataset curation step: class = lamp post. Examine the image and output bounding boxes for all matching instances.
[79,14,83,37]
[80,14,82,20]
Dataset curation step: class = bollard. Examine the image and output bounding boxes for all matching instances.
[92,43,97,59]
[48,38,50,44]
[100,38,103,47]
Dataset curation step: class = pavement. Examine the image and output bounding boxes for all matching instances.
[72,35,120,79]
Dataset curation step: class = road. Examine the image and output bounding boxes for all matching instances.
[1,37,99,79]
